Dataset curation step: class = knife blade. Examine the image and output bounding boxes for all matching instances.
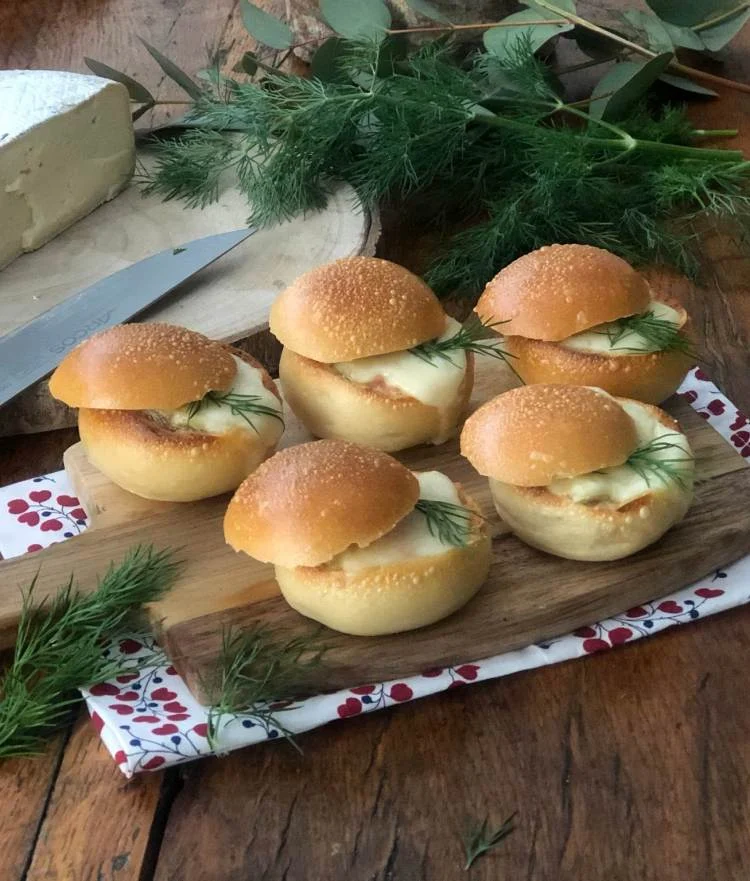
[0,228,256,409]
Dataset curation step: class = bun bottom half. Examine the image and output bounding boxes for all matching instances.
[503,336,692,405]
[78,408,279,502]
[489,478,693,562]
[275,536,492,636]
[279,348,473,452]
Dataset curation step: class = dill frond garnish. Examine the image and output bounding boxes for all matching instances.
[462,812,517,870]
[186,391,284,434]
[625,434,693,490]
[202,626,326,752]
[414,499,477,548]
[410,317,514,368]
[0,546,181,758]
[603,310,694,356]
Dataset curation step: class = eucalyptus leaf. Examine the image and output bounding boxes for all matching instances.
[310,37,350,82]
[623,9,674,51]
[404,0,452,23]
[239,0,293,50]
[662,20,705,50]
[589,53,673,121]
[233,51,259,76]
[484,9,573,60]
[568,24,629,60]
[139,38,205,101]
[84,58,155,104]
[658,73,719,96]
[699,7,750,51]
[131,102,156,122]
[319,0,391,41]
[645,0,732,27]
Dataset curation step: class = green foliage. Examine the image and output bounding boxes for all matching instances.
[84,58,155,103]
[239,0,293,49]
[139,38,205,101]
[0,546,181,758]
[414,500,478,548]
[483,9,573,59]
[589,55,673,121]
[404,0,452,24]
[320,0,391,41]
[463,813,517,870]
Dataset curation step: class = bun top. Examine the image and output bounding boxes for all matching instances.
[475,244,651,341]
[269,257,447,362]
[224,439,420,567]
[49,323,236,410]
[460,384,638,486]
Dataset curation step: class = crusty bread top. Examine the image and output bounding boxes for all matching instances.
[269,257,446,362]
[475,244,651,341]
[224,439,420,567]
[49,323,236,410]
[460,384,639,486]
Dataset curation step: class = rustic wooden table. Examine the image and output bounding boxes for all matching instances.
[2,2,750,880]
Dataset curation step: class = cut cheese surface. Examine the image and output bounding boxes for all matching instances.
[548,399,693,506]
[560,300,682,355]
[0,70,135,268]
[333,470,463,572]
[161,356,284,444]
[333,316,466,407]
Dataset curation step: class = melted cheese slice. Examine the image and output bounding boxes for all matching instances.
[547,399,693,506]
[333,317,466,408]
[560,300,682,355]
[333,471,463,572]
[160,356,283,443]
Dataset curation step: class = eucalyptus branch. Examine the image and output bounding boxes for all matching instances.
[387,19,568,35]
[694,3,750,32]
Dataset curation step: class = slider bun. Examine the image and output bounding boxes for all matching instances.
[488,403,694,561]
[461,384,638,486]
[224,439,420,567]
[503,301,691,405]
[276,521,491,636]
[269,257,446,361]
[476,244,651,341]
[279,348,474,452]
[49,323,236,409]
[78,350,281,502]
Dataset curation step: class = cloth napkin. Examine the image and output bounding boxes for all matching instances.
[1,367,748,777]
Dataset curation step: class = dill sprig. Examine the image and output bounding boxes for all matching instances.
[202,626,326,752]
[462,812,517,870]
[626,434,693,490]
[414,499,477,548]
[0,546,181,759]
[186,391,284,434]
[603,310,694,355]
[410,317,514,368]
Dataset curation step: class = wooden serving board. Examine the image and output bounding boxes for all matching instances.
[0,357,748,702]
[0,151,378,436]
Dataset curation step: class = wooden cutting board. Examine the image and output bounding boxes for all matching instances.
[1,357,748,702]
[0,150,377,436]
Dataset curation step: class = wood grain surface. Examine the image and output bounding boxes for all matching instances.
[2,2,750,881]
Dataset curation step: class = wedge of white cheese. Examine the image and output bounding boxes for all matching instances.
[0,70,135,269]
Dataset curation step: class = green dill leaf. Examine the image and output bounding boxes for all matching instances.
[414,499,477,547]
[410,317,515,369]
[625,433,693,489]
[462,812,517,870]
[603,309,694,355]
[186,391,284,434]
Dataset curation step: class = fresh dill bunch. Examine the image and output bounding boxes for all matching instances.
[462,812,517,870]
[603,310,694,356]
[625,434,694,490]
[202,625,326,752]
[0,546,180,758]
[414,499,478,548]
[410,317,513,367]
[186,390,284,434]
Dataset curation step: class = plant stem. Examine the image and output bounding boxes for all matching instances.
[694,3,750,32]
[388,19,567,35]
[692,128,739,137]
[555,56,617,75]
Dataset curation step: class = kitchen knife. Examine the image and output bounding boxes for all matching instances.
[0,228,256,409]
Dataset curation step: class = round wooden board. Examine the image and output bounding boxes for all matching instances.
[0,153,378,435]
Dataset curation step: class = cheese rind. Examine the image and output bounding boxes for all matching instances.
[333,470,463,572]
[333,317,467,408]
[0,70,135,268]
[559,300,682,355]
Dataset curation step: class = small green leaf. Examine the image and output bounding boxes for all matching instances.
[569,24,627,60]
[589,53,673,121]
[699,7,750,51]
[233,51,259,76]
[404,0,452,23]
[645,0,732,27]
[658,73,719,96]
[239,0,293,50]
[310,37,350,82]
[84,58,155,104]
[139,38,205,101]
[319,0,391,41]
[484,8,573,59]
[661,20,705,50]
[623,9,674,52]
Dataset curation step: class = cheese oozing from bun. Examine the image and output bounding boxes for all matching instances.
[158,355,283,442]
[332,470,463,571]
[546,398,693,506]
[333,317,466,408]
[560,300,683,356]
